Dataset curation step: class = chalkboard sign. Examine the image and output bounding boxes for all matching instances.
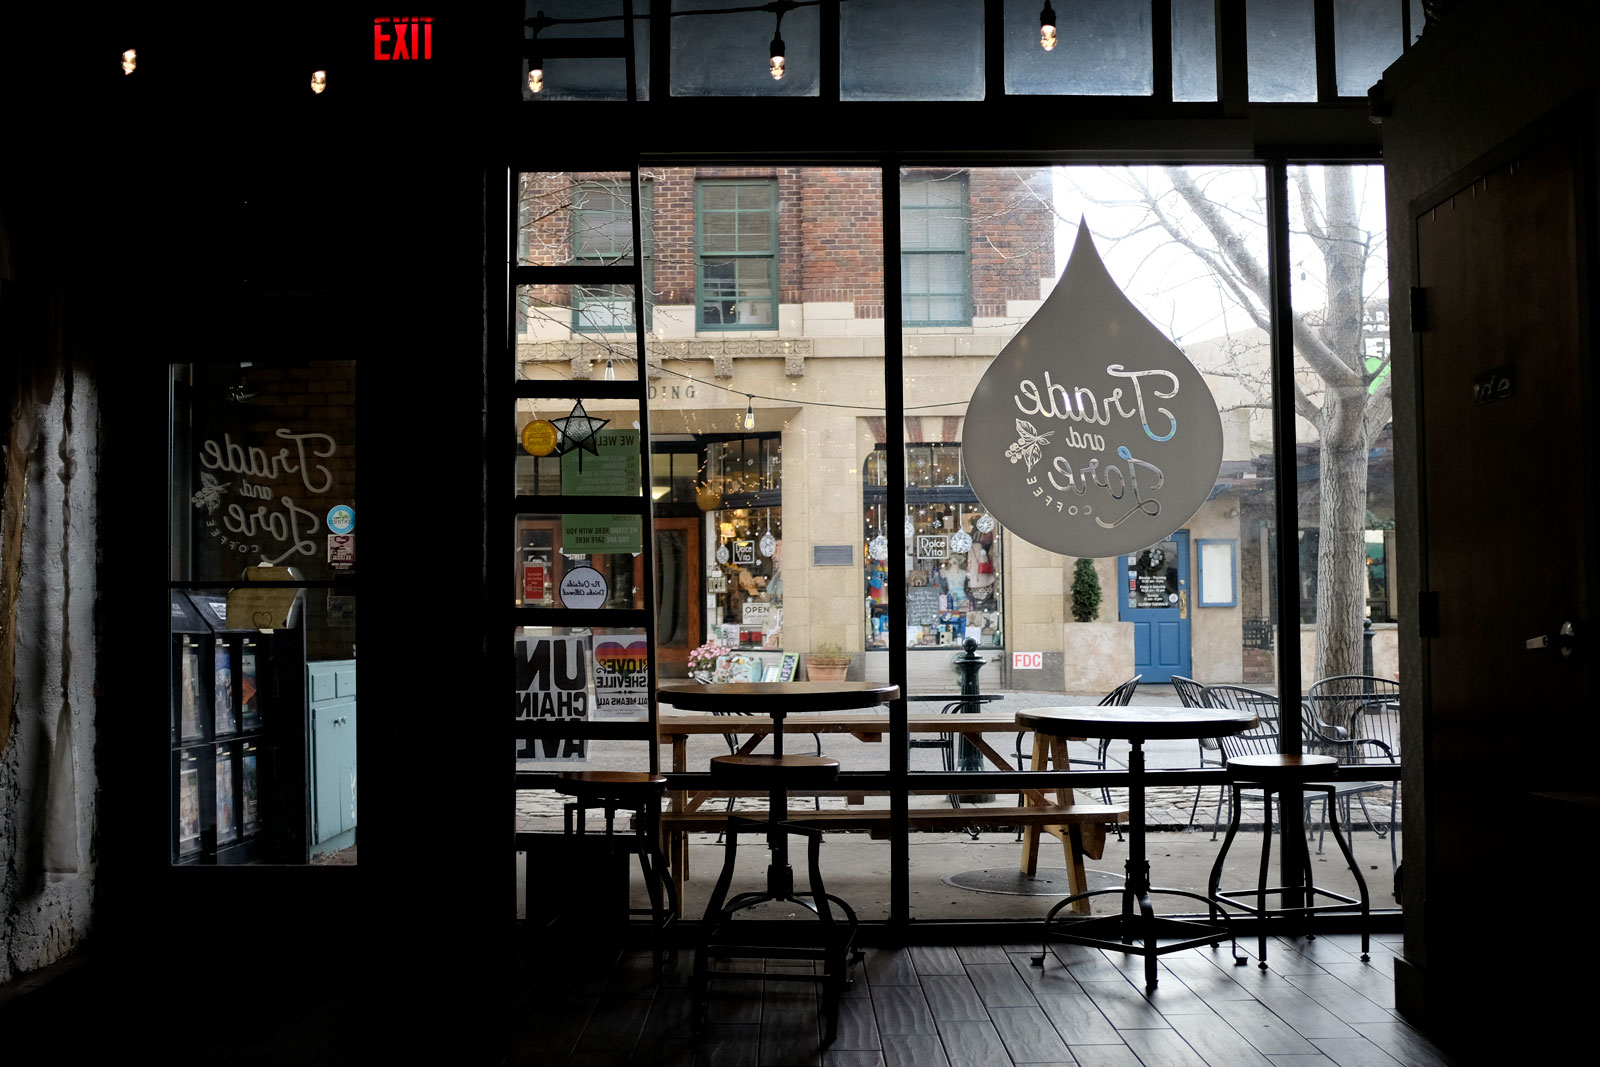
[906,585,942,626]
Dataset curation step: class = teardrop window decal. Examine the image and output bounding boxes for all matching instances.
[962,221,1224,559]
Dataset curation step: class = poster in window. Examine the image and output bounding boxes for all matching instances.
[216,749,238,845]
[179,639,203,741]
[592,637,648,721]
[240,641,261,731]
[178,758,202,852]
[513,635,591,760]
[241,744,260,834]
[214,642,235,736]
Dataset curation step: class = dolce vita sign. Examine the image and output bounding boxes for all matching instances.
[963,223,1223,559]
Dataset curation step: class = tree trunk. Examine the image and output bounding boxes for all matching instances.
[1314,414,1371,682]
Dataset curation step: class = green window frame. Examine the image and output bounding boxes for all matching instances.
[695,180,777,331]
[901,173,970,326]
[571,178,652,332]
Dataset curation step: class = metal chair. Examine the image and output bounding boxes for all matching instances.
[1015,675,1139,842]
[908,693,1003,815]
[1170,675,1225,829]
[1305,675,1401,868]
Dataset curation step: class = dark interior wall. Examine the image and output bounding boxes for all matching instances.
[3,6,501,1050]
[1380,0,1597,1056]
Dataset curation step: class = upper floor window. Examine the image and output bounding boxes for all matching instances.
[696,180,777,330]
[901,173,970,326]
[572,178,652,332]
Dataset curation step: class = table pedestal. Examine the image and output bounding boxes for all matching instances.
[692,711,860,1044]
[1031,739,1242,988]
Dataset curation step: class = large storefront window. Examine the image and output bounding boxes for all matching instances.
[864,445,1004,651]
[685,434,784,659]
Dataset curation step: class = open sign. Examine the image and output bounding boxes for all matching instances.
[1012,651,1043,670]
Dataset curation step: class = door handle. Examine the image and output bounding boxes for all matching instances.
[1525,621,1577,657]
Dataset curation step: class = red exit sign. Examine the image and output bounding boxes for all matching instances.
[374,17,433,60]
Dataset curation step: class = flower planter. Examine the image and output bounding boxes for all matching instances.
[804,655,851,681]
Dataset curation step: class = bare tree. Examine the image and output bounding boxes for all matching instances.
[1078,166,1391,682]
[516,172,657,373]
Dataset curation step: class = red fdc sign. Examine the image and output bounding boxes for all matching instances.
[374,16,433,60]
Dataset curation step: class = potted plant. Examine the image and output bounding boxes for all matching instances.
[804,643,851,681]
[1070,557,1102,622]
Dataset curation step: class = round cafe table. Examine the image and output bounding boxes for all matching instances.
[1016,705,1258,989]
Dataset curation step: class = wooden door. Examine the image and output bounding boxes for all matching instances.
[1118,531,1191,683]
[653,516,701,672]
[1413,115,1596,1027]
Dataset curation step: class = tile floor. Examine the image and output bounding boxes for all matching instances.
[501,931,1461,1067]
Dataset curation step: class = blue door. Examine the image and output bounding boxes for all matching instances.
[1118,531,1191,683]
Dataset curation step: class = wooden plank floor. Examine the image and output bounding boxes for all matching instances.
[501,932,1461,1067]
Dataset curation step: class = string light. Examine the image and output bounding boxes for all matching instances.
[310,70,327,94]
[743,396,756,431]
[769,29,786,81]
[524,1,816,94]
[605,359,616,381]
[121,49,137,75]
[1039,1,1058,52]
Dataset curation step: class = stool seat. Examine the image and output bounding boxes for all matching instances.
[1224,754,1338,782]
[1209,757,1369,969]
[543,769,678,967]
[710,753,840,787]
[555,770,669,798]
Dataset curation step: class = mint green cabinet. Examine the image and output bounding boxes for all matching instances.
[309,660,357,855]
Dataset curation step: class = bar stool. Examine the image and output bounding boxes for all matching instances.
[552,771,679,963]
[693,752,858,1044]
[1207,754,1370,968]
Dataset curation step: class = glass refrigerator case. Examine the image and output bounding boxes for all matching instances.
[170,591,308,864]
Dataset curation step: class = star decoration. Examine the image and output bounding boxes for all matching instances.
[550,400,609,460]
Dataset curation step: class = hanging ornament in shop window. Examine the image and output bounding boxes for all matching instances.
[869,534,888,562]
[976,513,996,534]
[549,399,609,466]
[950,505,973,554]
[759,512,776,558]
[716,543,730,564]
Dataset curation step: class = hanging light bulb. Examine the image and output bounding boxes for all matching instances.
[743,396,756,431]
[604,359,616,381]
[1039,1,1058,52]
[769,31,786,80]
[528,55,544,94]
[310,70,327,94]
[121,49,137,75]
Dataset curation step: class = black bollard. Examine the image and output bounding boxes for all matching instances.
[1363,617,1375,681]
[952,638,991,797]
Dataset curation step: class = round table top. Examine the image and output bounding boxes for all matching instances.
[657,680,901,713]
[1016,704,1258,741]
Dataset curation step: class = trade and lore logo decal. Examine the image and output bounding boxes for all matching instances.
[190,428,341,564]
[963,222,1223,559]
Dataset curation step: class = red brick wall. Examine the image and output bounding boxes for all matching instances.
[515,166,1054,324]
[968,168,1055,318]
